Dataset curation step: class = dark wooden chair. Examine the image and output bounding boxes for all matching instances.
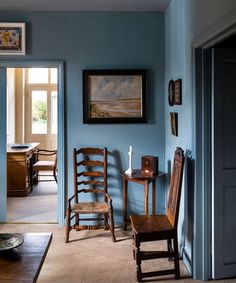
[65,147,116,243]
[32,149,57,184]
[130,147,185,281]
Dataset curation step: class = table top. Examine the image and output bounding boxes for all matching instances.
[0,232,52,283]
[7,143,40,154]
[122,169,165,180]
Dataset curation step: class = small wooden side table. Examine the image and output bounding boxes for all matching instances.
[122,169,164,230]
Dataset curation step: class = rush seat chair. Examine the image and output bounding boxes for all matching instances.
[65,147,116,243]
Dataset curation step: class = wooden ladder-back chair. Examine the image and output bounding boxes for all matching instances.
[130,147,185,281]
[32,149,57,184]
[65,147,116,243]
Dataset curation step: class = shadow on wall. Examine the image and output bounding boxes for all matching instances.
[167,149,194,271]
[108,149,124,225]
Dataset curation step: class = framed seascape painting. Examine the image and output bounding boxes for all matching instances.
[0,23,26,55]
[83,69,147,123]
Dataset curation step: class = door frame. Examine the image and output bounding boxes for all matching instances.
[192,11,236,280]
[0,61,65,226]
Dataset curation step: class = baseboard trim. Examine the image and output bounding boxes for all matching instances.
[182,247,192,276]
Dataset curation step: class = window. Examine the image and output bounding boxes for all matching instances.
[25,68,58,136]
[31,91,47,134]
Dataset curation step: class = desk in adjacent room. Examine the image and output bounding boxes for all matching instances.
[122,169,164,230]
[7,143,40,197]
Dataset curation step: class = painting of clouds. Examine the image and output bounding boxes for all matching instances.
[88,75,143,118]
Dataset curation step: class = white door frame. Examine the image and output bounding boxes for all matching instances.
[192,10,236,280]
[0,61,65,226]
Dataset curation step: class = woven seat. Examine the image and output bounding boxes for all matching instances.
[65,147,116,242]
[72,202,110,214]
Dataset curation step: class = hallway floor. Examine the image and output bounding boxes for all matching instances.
[0,223,236,283]
[7,180,57,223]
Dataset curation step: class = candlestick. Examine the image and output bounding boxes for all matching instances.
[125,146,133,176]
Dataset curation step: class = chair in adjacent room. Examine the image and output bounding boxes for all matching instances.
[130,147,185,281]
[65,147,116,243]
[32,148,57,185]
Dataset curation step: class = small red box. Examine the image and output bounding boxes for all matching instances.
[141,156,159,176]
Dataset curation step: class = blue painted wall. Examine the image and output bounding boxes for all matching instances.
[0,11,165,224]
[165,0,236,279]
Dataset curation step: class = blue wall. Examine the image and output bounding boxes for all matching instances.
[165,0,236,279]
[165,0,192,273]
[0,11,165,224]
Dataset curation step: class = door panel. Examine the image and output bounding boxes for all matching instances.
[212,48,236,278]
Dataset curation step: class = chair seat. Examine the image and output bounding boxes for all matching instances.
[72,201,110,214]
[131,215,173,234]
[33,160,55,171]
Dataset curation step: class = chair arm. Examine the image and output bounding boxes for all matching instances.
[67,194,77,204]
[67,189,87,205]
[105,192,113,207]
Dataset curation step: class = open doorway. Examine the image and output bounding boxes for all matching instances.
[6,67,58,223]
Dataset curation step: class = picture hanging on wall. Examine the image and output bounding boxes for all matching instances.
[83,69,147,124]
[170,112,178,136]
[168,79,175,106]
[174,79,182,105]
[0,23,26,55]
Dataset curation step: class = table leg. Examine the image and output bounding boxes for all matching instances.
[144,180,149,215]
[152,180,156,215]
[123,176,128,230]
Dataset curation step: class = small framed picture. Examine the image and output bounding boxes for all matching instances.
[174,79,182,105]
[0,23,26,55]
[170,112,178,136]
[168,79,175,106]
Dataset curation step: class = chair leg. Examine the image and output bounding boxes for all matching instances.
[134,234,142,282]
[132,231,136,259]
[104,213,109,230]
[109,209,116,242]
[53,168,57,183]
[167,238,174,261]
[35,171,39,185]
[173,235,180,279]
[65,207,71,243]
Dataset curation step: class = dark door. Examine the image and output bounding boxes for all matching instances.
[212,48,236,278]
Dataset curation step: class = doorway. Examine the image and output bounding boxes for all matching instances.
[6,67,58,223]
[211,37,236,279]
[0,61,65,226]
[194,34,236,279]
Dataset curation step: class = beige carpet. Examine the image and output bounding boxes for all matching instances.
[7,180,57,223]
[1,223,235,283]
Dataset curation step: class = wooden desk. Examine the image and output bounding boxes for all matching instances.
[122,169,164,230]
[7,143,40,197]
[0,233,52,283]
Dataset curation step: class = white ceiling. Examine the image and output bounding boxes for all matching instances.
[0,0,172,11]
